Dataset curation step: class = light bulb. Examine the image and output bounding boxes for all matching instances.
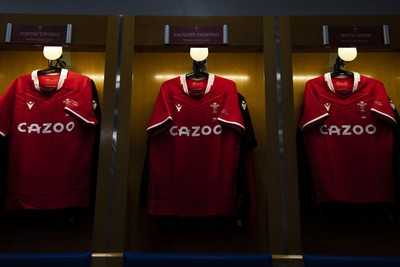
[190,47,209,61]
[43,46,63,60]
[338,47,357,61]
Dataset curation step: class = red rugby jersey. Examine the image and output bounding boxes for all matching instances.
[0,69,99,210]
[299,72,396,203]
[146,74,245,217]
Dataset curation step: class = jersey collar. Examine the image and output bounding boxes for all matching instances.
[324,71,360,93]
[31,68,68,91]
[180,73,215,95]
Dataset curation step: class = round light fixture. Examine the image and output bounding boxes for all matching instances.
[43,46,63,60]
[190,47,209,61]
[338,47,357,61]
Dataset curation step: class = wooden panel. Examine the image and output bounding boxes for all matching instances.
[134,16,263,50]
[291,15,400,49]
[292,52,330,120]
[91,15,120,253]
[0,51,44,93]
[292,50,400,256]
[127,52,268,253]
[70,51,106,106]
[0,49,105,253]
[262,16,302,255]
[0,14,107,47]
[349,52,400,105]
[108,15,136,252]
[262,16,285,255]
[278,16,302,255]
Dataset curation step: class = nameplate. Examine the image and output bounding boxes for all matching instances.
[165,25,228,45]
[323,25,390,46]
[5,23,72,45]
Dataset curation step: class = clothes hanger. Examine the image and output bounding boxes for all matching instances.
[185,60,209,80]
[37,56,67,75]
[330,56,354,78]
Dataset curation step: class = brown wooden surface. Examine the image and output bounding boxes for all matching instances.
[293,50,400,256]
[1,13,400,260]
[91,15,120,253]
[134,16,263,52]
[0,49,105,252]
[0,14,106,252]
[0,14,107,46]
[126,51,268,253]
[291,15,400,50]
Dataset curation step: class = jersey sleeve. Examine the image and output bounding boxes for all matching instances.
[370,80,396,124]
[0,79,18,137]
[91,79,102,124]
[146,81,173,135]
[298,79,329,131]
[238,93,257,149]
[217,80,245,132]
[235,93,258,230]
[64,76,99,125]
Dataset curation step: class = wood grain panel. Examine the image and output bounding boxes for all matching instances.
[69,51,106,105]
[0,49,105,253]
[292,52,330,121]
[291,15,400,49]
[0,14,107,46]
[0,51,47,93]
[127,52,268,253]
[134,16,263,50]
[292,50,400,256]
[348,52,400,106]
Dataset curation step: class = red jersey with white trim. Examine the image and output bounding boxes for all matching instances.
[146,74,245,217]
[299,72,396,203]
[0,69,99,210]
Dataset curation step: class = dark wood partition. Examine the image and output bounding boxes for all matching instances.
[291,15,400,257]
[126,16,271,254]
[0,14,108,253]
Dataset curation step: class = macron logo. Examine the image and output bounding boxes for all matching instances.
[92,100,98,110]
[27,101,35,109]
[241,100,247,111]
[176,104,182,112]
[324,103,331,111]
